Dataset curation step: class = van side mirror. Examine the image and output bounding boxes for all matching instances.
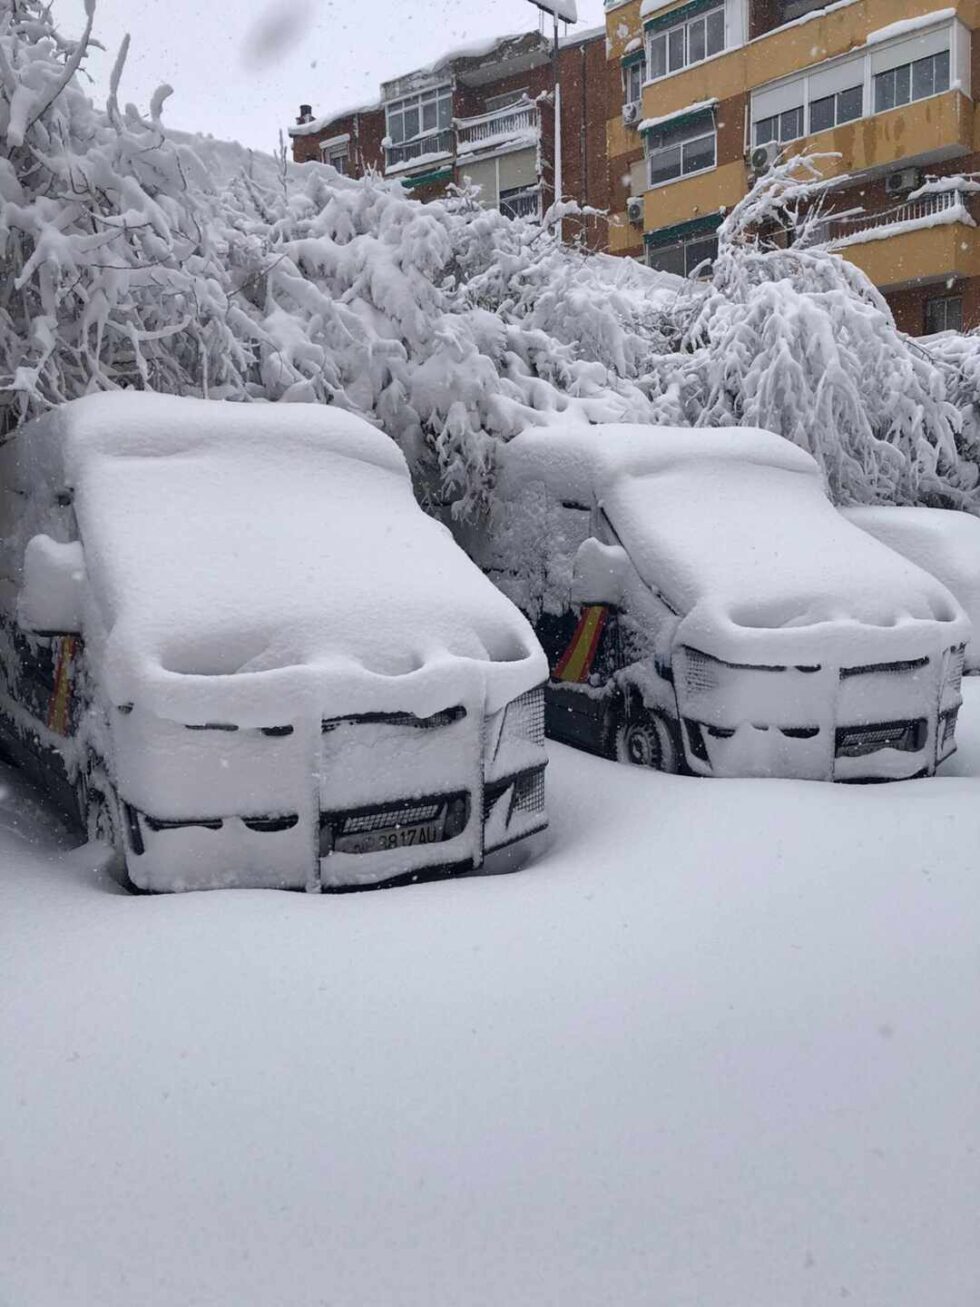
[570,537,630,609]
[18,535,86,635]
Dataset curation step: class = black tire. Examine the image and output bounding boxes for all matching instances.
[614,704,679,773]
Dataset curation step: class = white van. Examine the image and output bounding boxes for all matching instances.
[0,393,548,890]
[843,505,980,673]
[474,424,969,782]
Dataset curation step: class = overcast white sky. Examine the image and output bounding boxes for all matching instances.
[50,0,606,154]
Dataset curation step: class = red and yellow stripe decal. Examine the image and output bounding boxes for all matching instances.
[554,606,607,684]
[47,636,78,735]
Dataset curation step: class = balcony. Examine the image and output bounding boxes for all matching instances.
[819,189,980,291]
[456,100,539,161]
[826,188,976,249]
[385,130,454,175]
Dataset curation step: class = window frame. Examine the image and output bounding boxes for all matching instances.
[646,115,717,190]
[647,233,718,278]
[645,4,725,84]
[384,84,454,170]
[925,294,963,335]
[623,58,646,106]
[749,19,958,147]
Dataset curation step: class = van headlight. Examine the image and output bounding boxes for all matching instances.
[500,686,545,749]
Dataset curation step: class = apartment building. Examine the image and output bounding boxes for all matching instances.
[289,27,609,247]
[606,0,980,334]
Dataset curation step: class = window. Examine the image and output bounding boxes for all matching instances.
[647,234,718,278]
[925,295,963,334]
[751,20,959,145]
[875,50,950,113]
[808,83,862,134]
[754,105,804,147]
[623,58,646,105]
[385,85,453,169]
[485,88,528,113]
[324,145,349,175]
[647,115,716,187]
[647,5,724,81]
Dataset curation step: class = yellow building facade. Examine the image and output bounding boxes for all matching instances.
[605,0,980,333]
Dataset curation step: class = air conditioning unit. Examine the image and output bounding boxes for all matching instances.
[622,101,640,126]
[749,141,780,175]
[627,196,644,225]
[884,167,922,197]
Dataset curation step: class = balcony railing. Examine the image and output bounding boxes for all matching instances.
[456,102,539,156]
[385,130,454,173]
[500,188,540,221]
[825,189,973,247]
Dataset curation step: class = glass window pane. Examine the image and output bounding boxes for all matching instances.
[706,8,725,57]
[894,64,911,105]
[438,95,453,129]
[668,26,685,72]
[837,85,863,124]
[422,101,436,131]
[648,243,686,276]
[912,55,934,101]
[684,236,718,277]
[648,34,667,80]
[781,106,804,140]
[874,70,895,114]
[934,49,950,94]
[682,132,715,175]
[389,112,405,144]
[404,107,419,140]
[755,115,777,146]
[649,144,682,186]
[926,296,962,333]
[809,95,834,134]
[688,17,705,64]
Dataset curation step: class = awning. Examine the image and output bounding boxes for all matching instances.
[401,167,453,190]
[644,212,723,248]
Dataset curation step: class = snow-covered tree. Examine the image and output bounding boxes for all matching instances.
[670,156,979,507]
[0,0,252,434]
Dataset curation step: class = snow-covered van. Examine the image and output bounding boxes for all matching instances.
[0,393,548,891]
[842,505,980,673]
[476,424,969,782]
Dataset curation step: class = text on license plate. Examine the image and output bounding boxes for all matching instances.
[335,822,444,855]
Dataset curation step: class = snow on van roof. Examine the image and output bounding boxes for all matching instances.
[503,424,967,663]
[18,393,544,723]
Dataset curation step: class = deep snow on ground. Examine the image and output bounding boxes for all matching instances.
[2,687,980,1306]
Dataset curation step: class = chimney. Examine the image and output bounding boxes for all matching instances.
[297,103,313,124]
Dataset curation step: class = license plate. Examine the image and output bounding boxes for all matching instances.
[334,822,443,855]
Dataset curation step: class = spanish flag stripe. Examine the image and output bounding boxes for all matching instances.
[46,636,77,735]
[554,606,607,684]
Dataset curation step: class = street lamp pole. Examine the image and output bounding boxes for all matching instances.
[527,0,578,221]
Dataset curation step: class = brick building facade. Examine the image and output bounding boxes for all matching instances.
[290,27,609,248]
[605,0,980,334]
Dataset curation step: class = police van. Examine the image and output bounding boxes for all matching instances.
[0,393,548,890]
[474,423,968,782]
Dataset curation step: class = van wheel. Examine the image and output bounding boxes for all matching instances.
[615,707,678,773]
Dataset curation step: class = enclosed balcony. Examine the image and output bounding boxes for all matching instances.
[455,99,540,162]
